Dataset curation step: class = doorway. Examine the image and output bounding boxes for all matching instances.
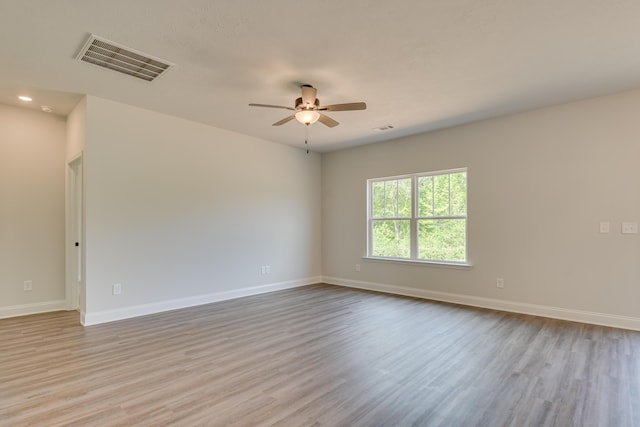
[66,154,83,311]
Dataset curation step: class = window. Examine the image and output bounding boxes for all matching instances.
[367,168,467,264]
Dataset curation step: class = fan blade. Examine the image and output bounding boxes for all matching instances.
[319,102,367,111]
[272,115,296,126]
[301,85,317,107]
[318,113,339,128]
[249,103,295,111]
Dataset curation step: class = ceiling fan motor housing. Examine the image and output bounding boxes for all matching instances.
[295,97,319,110]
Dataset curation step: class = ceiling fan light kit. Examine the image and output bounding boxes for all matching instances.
[295,110,320,125]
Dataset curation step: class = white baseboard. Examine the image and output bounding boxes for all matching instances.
[0,300,66,319]
[323,276,640,331]
[82,276,321,326]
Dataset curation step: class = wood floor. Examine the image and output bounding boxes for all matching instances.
[2,284,639,426]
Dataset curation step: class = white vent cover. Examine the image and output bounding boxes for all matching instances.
[76,34,173,82]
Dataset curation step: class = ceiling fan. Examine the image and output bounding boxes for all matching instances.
[249,85,366,128]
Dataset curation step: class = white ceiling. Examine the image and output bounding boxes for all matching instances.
[2,0,640,152]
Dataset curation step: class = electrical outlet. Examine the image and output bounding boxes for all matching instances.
[622,222,638,234]
[355,263,361,272]
[599,222,610,233]
[266,265,271,274]
[496,278,504,289]
[112,283,122,295]
[23,280,33,291]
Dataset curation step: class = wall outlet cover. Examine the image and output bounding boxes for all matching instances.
[112,283,122,295]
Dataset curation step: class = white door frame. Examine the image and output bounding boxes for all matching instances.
[65,154,83,311]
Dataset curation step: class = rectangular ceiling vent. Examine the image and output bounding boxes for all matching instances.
[76,34,173,82]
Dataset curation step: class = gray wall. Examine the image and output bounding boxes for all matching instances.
[322,89,640,320]
[80,96,322,323]
[0,105,66,316]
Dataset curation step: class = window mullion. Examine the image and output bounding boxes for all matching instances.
[448,175,451,216]
[410,176,418,259]
[367,182,372,257]
[393,179,400,217]
[383,181,387,217]
[431,177,435,217]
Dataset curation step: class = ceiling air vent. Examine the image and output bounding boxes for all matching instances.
[76,34,173,82]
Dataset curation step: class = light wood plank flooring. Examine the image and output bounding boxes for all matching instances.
[2,284,639,426]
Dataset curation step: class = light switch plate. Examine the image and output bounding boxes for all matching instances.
[622,222,638,234]
[599,222,610,233]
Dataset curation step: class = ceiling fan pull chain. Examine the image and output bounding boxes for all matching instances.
[305,124,309,154]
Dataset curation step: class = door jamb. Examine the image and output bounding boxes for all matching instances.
[65,153,83,311]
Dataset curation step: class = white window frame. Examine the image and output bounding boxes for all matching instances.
[366,168,469,266]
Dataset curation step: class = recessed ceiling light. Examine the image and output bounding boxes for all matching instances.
[41,105,53,113]
[18,95,33,102]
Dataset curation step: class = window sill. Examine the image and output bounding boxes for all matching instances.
[362,256,473,270]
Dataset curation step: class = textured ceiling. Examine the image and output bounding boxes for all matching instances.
[2,0,640,152]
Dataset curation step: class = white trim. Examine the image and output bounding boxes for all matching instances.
[0,300,66,319]
[81,277,321,326]
[362,256,473,269]
[65,153,84,311]
[323,276,640,332]
[367,167,468,184]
